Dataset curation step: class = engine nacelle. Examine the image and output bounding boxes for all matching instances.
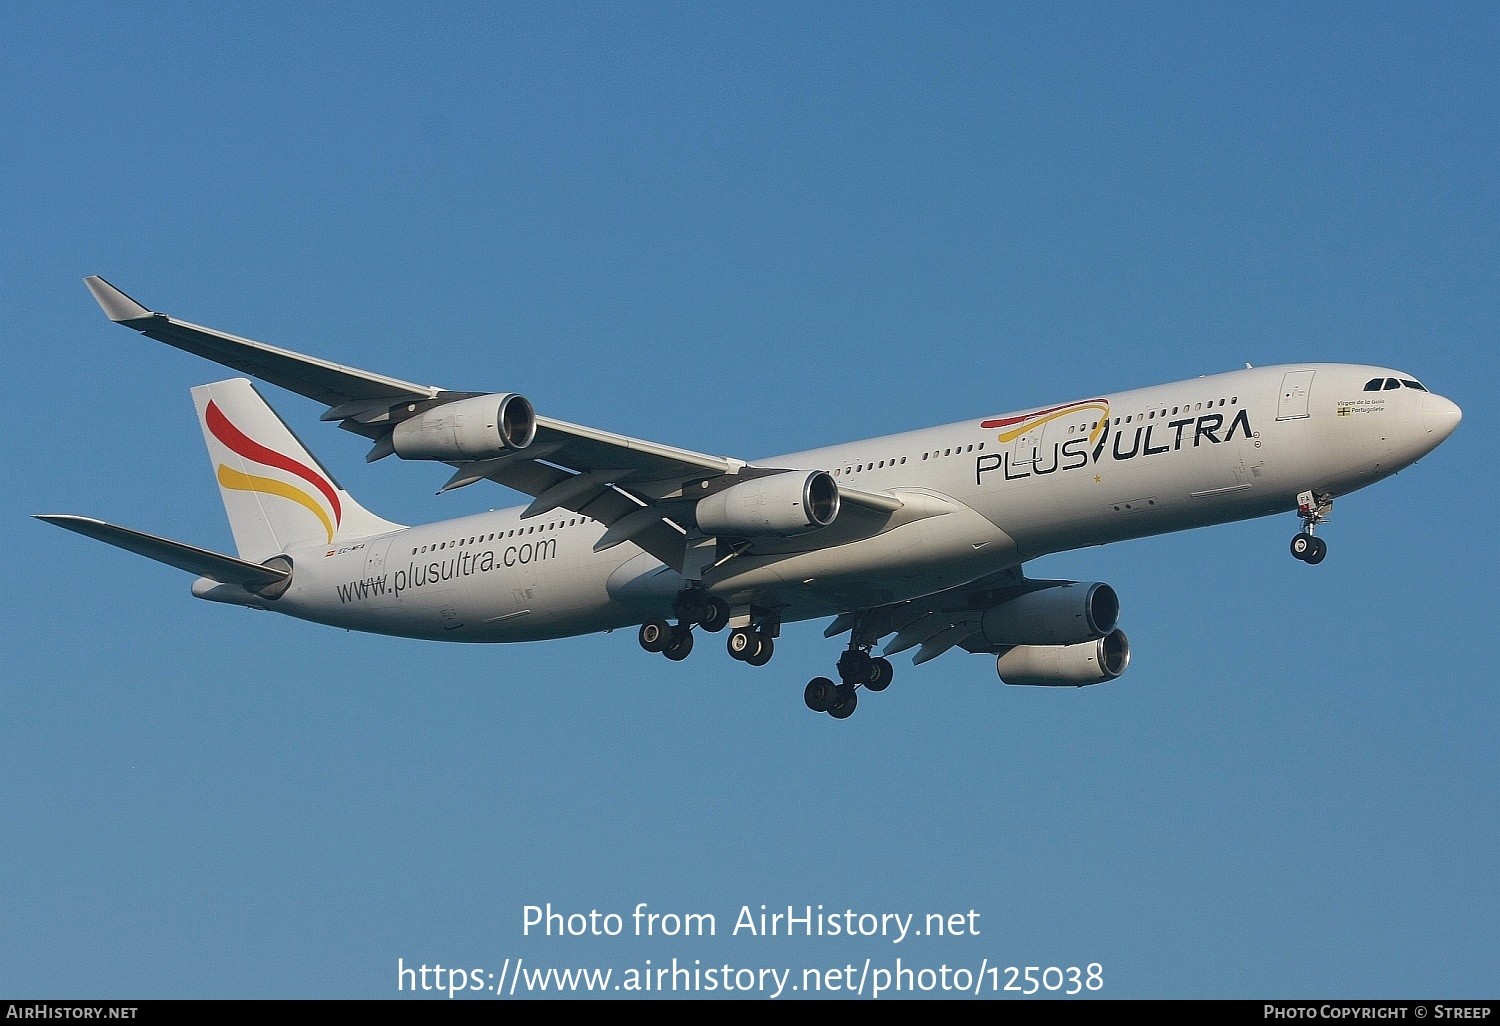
[391,393,536,461]
[695,470,840,538]
[996,629,1130,687]
[980,582,1119,647]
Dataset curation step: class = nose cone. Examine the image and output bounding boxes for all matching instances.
[1423,394,1462,445]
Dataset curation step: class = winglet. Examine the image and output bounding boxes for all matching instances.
[84,276,154,322]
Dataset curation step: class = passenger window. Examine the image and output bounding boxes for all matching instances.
[1384,378,1400,390]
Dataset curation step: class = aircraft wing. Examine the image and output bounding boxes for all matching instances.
[85,276,443,408]
[86,278,901,571]
[824,567,1058,665]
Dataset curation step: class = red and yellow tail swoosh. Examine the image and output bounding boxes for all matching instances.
[206,400,341,543]
[982,399,1110,445]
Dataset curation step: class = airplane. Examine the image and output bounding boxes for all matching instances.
[37,277,1462,719]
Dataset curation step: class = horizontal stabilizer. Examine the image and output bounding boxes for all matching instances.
[34,515,291,589]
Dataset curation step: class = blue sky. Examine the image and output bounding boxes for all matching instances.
[2,2,1495,999]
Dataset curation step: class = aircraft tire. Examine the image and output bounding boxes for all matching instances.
[698,599,730,633]
[864,657,894,692]
[744,632,774,666]
[804,677,837,712]
[727,627,755,660]
[1290,533,1313,560]
[1305,537,1327,564]
[639,620,671,653]
[828,685,858,719]
[837,649,872,685]
[663,626,694,661]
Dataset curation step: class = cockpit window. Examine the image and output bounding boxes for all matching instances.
[1364,378,1383,391]
[1383,378,1401,390]
[1400,379,1427,391]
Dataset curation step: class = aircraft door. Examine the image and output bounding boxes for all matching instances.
[1277,370,1315,421]
[1008,419,1051,473]
[363,534,393,577]
[363,534,395,605]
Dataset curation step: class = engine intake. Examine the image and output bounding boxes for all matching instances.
[996,629,1130,687]
[695,470,840,538]
[391,393,536,461]
[980,582,1119,647]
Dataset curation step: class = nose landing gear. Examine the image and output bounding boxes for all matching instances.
[1291,490,1332,565]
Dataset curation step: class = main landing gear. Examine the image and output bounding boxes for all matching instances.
[727,625,774,666]
[637,589,729,663]
[640,590,782,666]
[1290,490,1333,565]
[639,592,898,721]
[803,646,895,720]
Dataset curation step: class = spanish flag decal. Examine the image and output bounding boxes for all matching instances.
[206,400,341,543]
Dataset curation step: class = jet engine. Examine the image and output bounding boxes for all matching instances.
[980,582,1119,647]
[996,629,1130,687]
[391,393,536,461]
[695,470,840,538]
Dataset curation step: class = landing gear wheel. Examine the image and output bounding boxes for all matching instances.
[1290,533,1313,561]
[638,619,671,653]
[864,657,894,692]
[827,684,858,719]
[727,627,756,661]
[837,649,872,685]
[1305,536,1327,565]
[744,632,774,666]
[662,626,694,661]
[804,677,837,712]
[696,598,730,633]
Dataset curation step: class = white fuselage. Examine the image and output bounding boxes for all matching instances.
[233,363,1459,642]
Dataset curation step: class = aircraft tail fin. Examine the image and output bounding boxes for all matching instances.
[191,378,403,561]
